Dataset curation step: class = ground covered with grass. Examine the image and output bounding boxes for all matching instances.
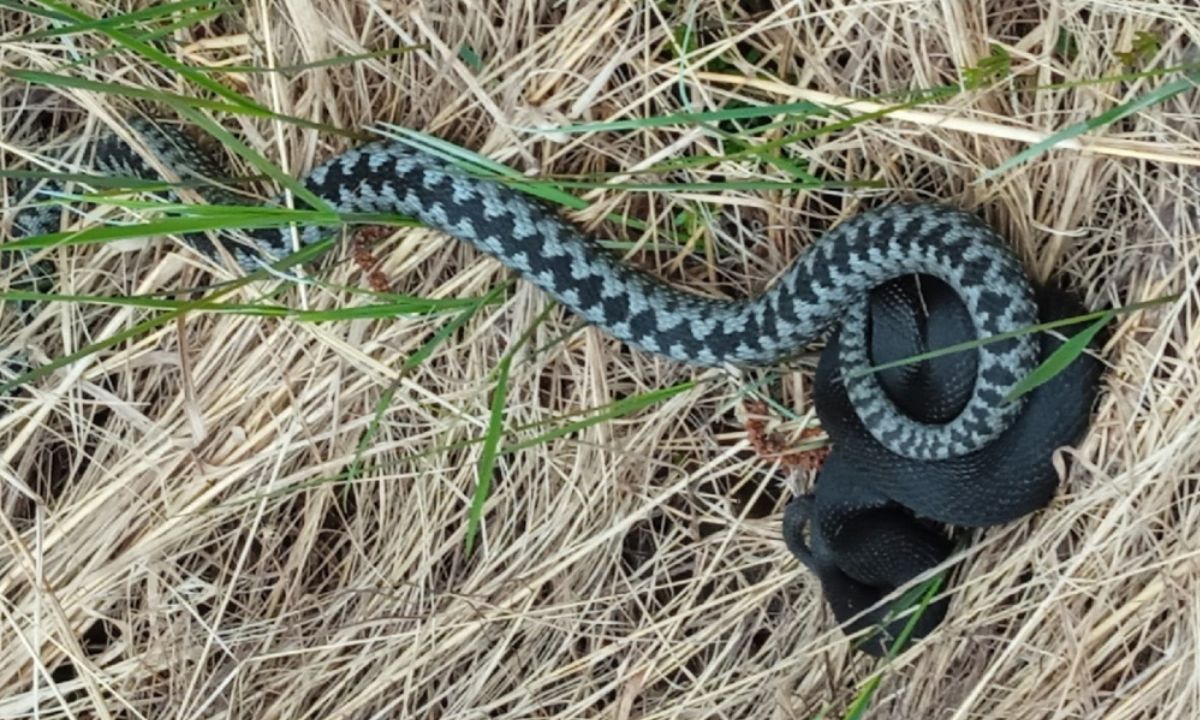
[2,1,1199,718]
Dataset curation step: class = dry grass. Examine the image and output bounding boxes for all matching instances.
[2,1,1199,718]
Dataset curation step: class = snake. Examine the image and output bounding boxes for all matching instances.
[785,278,1102,655]
[4,116,1101,654]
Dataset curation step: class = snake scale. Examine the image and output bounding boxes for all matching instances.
[5,117,1102,654]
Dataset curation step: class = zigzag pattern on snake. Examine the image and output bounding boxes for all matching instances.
[5,117,1102,655]
[9,118,1041,463]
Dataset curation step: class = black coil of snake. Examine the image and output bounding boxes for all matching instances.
[5,117,1102,655]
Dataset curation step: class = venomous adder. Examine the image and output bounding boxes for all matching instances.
[5,117,1101,654]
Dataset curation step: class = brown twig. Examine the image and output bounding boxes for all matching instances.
[742,399,830,471]
[351,227,395,292]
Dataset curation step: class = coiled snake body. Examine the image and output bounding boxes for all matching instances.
[6,118,1101,654]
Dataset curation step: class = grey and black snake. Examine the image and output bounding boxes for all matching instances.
[4,117,1102,655]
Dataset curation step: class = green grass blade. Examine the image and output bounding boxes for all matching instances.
[525,101,826,135]
[1,212,338,252]
[4,186,421,256]
[8,8,365,214]
[342,283,512,485]
[0,0,70,21]
[1034,60,1200,93]
[33,0,266,113]
[983,71,1200,178]
[289,299,495,321]
[503,381,696,453]
[0,168,225,189]
[0,285,249,398]
[465,354,512,555]
[12,0,226,41]
[1004,313,1110,402]
[0,237,337,398]
[373,123,747,244]
[19,188,421,228]
[0,289,491,318]
[169,104,331,211]
[8,52,362,142]
[462,304,555,555]
[57,9,231,71]
[204,47,428,75]
[842,577,944,720]
[275,367,697,510]
[1,69,257,115]
[398,283,515,375]
[0,290,274,314]
[532,179,829,192]
[882,575,944,657]
[758,152,824,184]
[649,87,956,175]
[842,295,1174,380]
[375,124,590,210]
